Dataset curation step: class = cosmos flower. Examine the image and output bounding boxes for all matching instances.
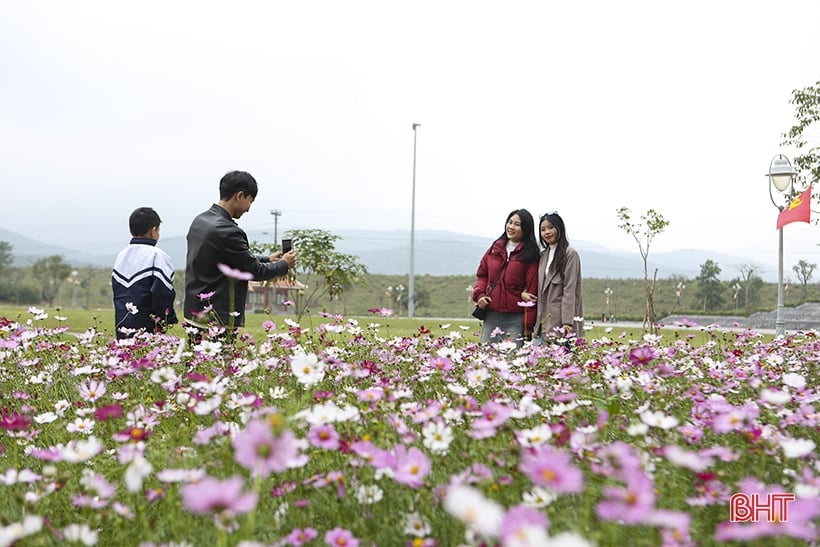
[216,263,254,281]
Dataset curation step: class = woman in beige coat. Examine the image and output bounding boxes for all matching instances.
[521,212,583,342]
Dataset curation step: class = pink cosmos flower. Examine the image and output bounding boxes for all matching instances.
[179,475,257,516]
[232,419,300,478]
[307,424,340,450]
[324,527,359,547]
[519,445,584,493]
[217,263,254,281]
[628,345,660,366]
[595,468,657,524]
[500,504,549,545]
[78,379,107,402]
[286,527,318,546]
[390,444,432,489]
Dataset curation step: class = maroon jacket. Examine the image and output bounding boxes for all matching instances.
[473,238,539,330]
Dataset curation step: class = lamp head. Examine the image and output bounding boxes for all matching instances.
[769,154,795,192]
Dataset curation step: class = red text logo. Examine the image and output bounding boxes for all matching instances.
[730,493,795,523]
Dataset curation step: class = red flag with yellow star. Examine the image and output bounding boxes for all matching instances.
[776,184,812,229]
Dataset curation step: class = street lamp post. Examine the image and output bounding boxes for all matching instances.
[408,123,421,319]
[732,283,741,312]
[767,154,796,338]
[676,282,685,312]
[604,287,613,321]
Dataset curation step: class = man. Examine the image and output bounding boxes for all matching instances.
[184,170,297,333]
[112,207,179,339]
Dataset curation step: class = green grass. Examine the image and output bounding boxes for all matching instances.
[0,305,761,347]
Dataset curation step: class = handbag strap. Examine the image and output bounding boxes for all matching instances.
[486,254,511,297]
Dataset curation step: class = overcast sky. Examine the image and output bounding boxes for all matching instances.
[2,0,820,279]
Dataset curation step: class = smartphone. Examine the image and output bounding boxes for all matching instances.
[282,238,293,253]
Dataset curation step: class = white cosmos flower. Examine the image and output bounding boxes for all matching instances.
[0,515,43,546]
[779,437,816,458]
[404,511,431,537]
[522,486,559,508]
[193,395,222,416]
[422,421,454,454]
[34,412,58,424]
[640,410,679,430]
[61,437,104,463]
[664,445,715,472]
[626,422,649,436]
[67,417,95,435]
[125,302,139,315]
[156,468,207,483]
[782,372,806,389]
[444,485,503,538]
[195,340,222,356]
[269,386,287,399]
[760,388,791,406]
[290,352,325,386]
[354,484,384,504]
[515,424,553,447]
[63,523,99,545]
[124,456,153,493]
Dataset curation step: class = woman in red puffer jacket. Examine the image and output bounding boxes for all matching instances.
[472,209,540,345]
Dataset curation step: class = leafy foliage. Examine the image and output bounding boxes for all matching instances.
[694,259,725,311]
[252,229,369,320]
[31,255,73,307]
[782,80,820,197]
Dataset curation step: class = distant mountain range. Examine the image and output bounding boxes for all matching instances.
[0,227,779,282]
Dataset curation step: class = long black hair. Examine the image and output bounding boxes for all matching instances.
[540,212,569,277]
[497,209,540,263]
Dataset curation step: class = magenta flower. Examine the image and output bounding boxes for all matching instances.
[179,475,257,516]
[519,445,584,493]
[0,411,31,431]
[628,345,660,366]
[232,419,300,478]
[390,444,432,489]
[217,263,254,281]
[286,527,318,546]
[307,424,340,450]
[324,527,360,547]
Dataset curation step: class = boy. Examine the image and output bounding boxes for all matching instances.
[112,207,179,339]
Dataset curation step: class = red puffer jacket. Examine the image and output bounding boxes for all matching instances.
[472,238,539,330]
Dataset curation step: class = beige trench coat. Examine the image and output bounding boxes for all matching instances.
[533,245,584,338]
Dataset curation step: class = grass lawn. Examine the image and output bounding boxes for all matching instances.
[0,305,759,347]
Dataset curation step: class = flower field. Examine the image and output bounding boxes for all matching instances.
[1,309,818,546]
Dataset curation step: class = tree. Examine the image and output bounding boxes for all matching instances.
[792,259,817,303]
[616,207,669,333]
[737,263,763,311]
[0,242,12,276]
[252,229,368,321]
[694,259,724,311]
[782,81,820,199]
[31,255,73,307]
